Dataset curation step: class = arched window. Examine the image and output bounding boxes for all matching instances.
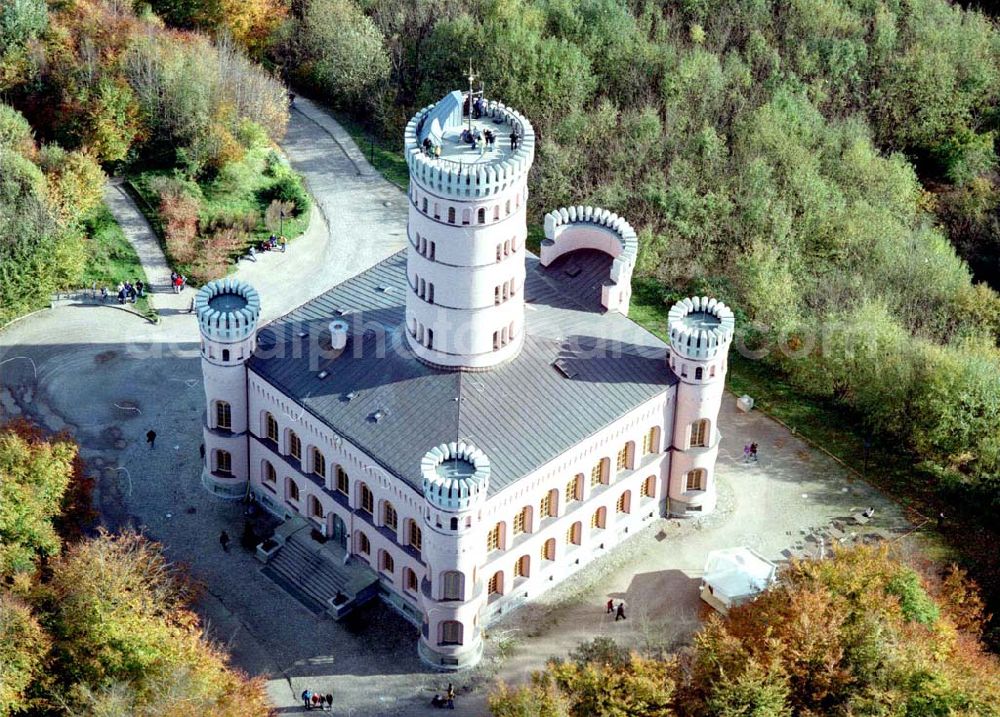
[539,489,556,519]
[709,365,716,378]
[440,620,463,645]
[690,420,709,448]
[215,401,231,430]
[505,199,511,215]
[215,449,232,475]
[262,460,276,485]
[642,426,659,455]
[493,205,500,221]
[442,571,464,600]
[590,506,606,530]
[686,469,706,491]
[357,531,370,555]
[642,475,656,498]
[380,550,394,574]
[616,442,633,472]
[312,447,326,478]
[541,538,556,561]
[222,349,230,362]
[450,517,458,530]
[488,571,504,596]
[287,477,300,502]
[478,207,486,224]
[264,412,278,442]
[496,244,502,262]
[486,522,504,552]
[422,197,428,213]
[695,367,703,380]
[590,459,606,487]
[288,431,301,461]
[433,202,440,219]
[513,505,530,535]
[408,521,422,552]
[404,568,418,592]
[565,474,582,503]
[514,554,530,579]
[309,495,324,519]
[616,490,631,514]
[462,208,470,225]
[447,206,456,224]
[566,521,582,545]
[359,483,374,514]
[383,501,397,530]
[335,465,349,495]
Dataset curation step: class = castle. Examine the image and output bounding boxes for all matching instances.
[196,91,735,669]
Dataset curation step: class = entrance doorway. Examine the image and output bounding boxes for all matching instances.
[330,514,347,549]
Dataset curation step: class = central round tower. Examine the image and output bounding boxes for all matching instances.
[403,90,535,371]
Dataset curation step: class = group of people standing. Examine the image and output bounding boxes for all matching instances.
[103,279,144,304]
[301,690,333,711]
[430,683,456,709]
[170,271,187,293]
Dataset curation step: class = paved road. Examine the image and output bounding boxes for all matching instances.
[0,100,913,717]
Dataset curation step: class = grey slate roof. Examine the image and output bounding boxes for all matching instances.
[248,249,677,497]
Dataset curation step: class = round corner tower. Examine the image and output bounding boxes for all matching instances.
[417,441,491,669]
[403,90,535,371]
[666,296,735,515]
[196,278,261,499]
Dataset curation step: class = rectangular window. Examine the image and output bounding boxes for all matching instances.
[216,402,231,430]
[441,621,462,645]
[289,432,301,461]
[691,421,708,448]
[686,470,705,491]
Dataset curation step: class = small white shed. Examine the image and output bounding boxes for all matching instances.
[699,547,777,615]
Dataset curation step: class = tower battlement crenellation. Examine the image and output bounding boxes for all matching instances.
[667,296,735,361]
[420,441,490,512]
[404,93,535,199]
[195,278,261,344]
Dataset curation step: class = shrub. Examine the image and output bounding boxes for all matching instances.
[159,189,201,265]
[261,173,308,215]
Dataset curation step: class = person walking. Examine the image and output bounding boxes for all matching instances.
[311,693,322,710]
[219,530,230,552]
[749,442,758,462]
[146,429,156,449]
[743,442,751,463]
[615,602,626,621]
[606,598,614,614]
[302,688,313,710]
[325,694,333,711]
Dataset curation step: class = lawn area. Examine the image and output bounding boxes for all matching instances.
[79,205,152,317]
[128,145,310,284]
[331,111,410,189]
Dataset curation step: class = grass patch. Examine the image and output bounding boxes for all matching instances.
[79,205,152,316]
[329,111,410,189]
[128,145,310,283]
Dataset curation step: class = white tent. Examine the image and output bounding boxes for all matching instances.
[699,547,777,615]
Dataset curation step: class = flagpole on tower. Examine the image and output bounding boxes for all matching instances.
[467,59,476,132]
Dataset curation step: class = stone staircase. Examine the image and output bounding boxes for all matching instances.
[261,520,379,618]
